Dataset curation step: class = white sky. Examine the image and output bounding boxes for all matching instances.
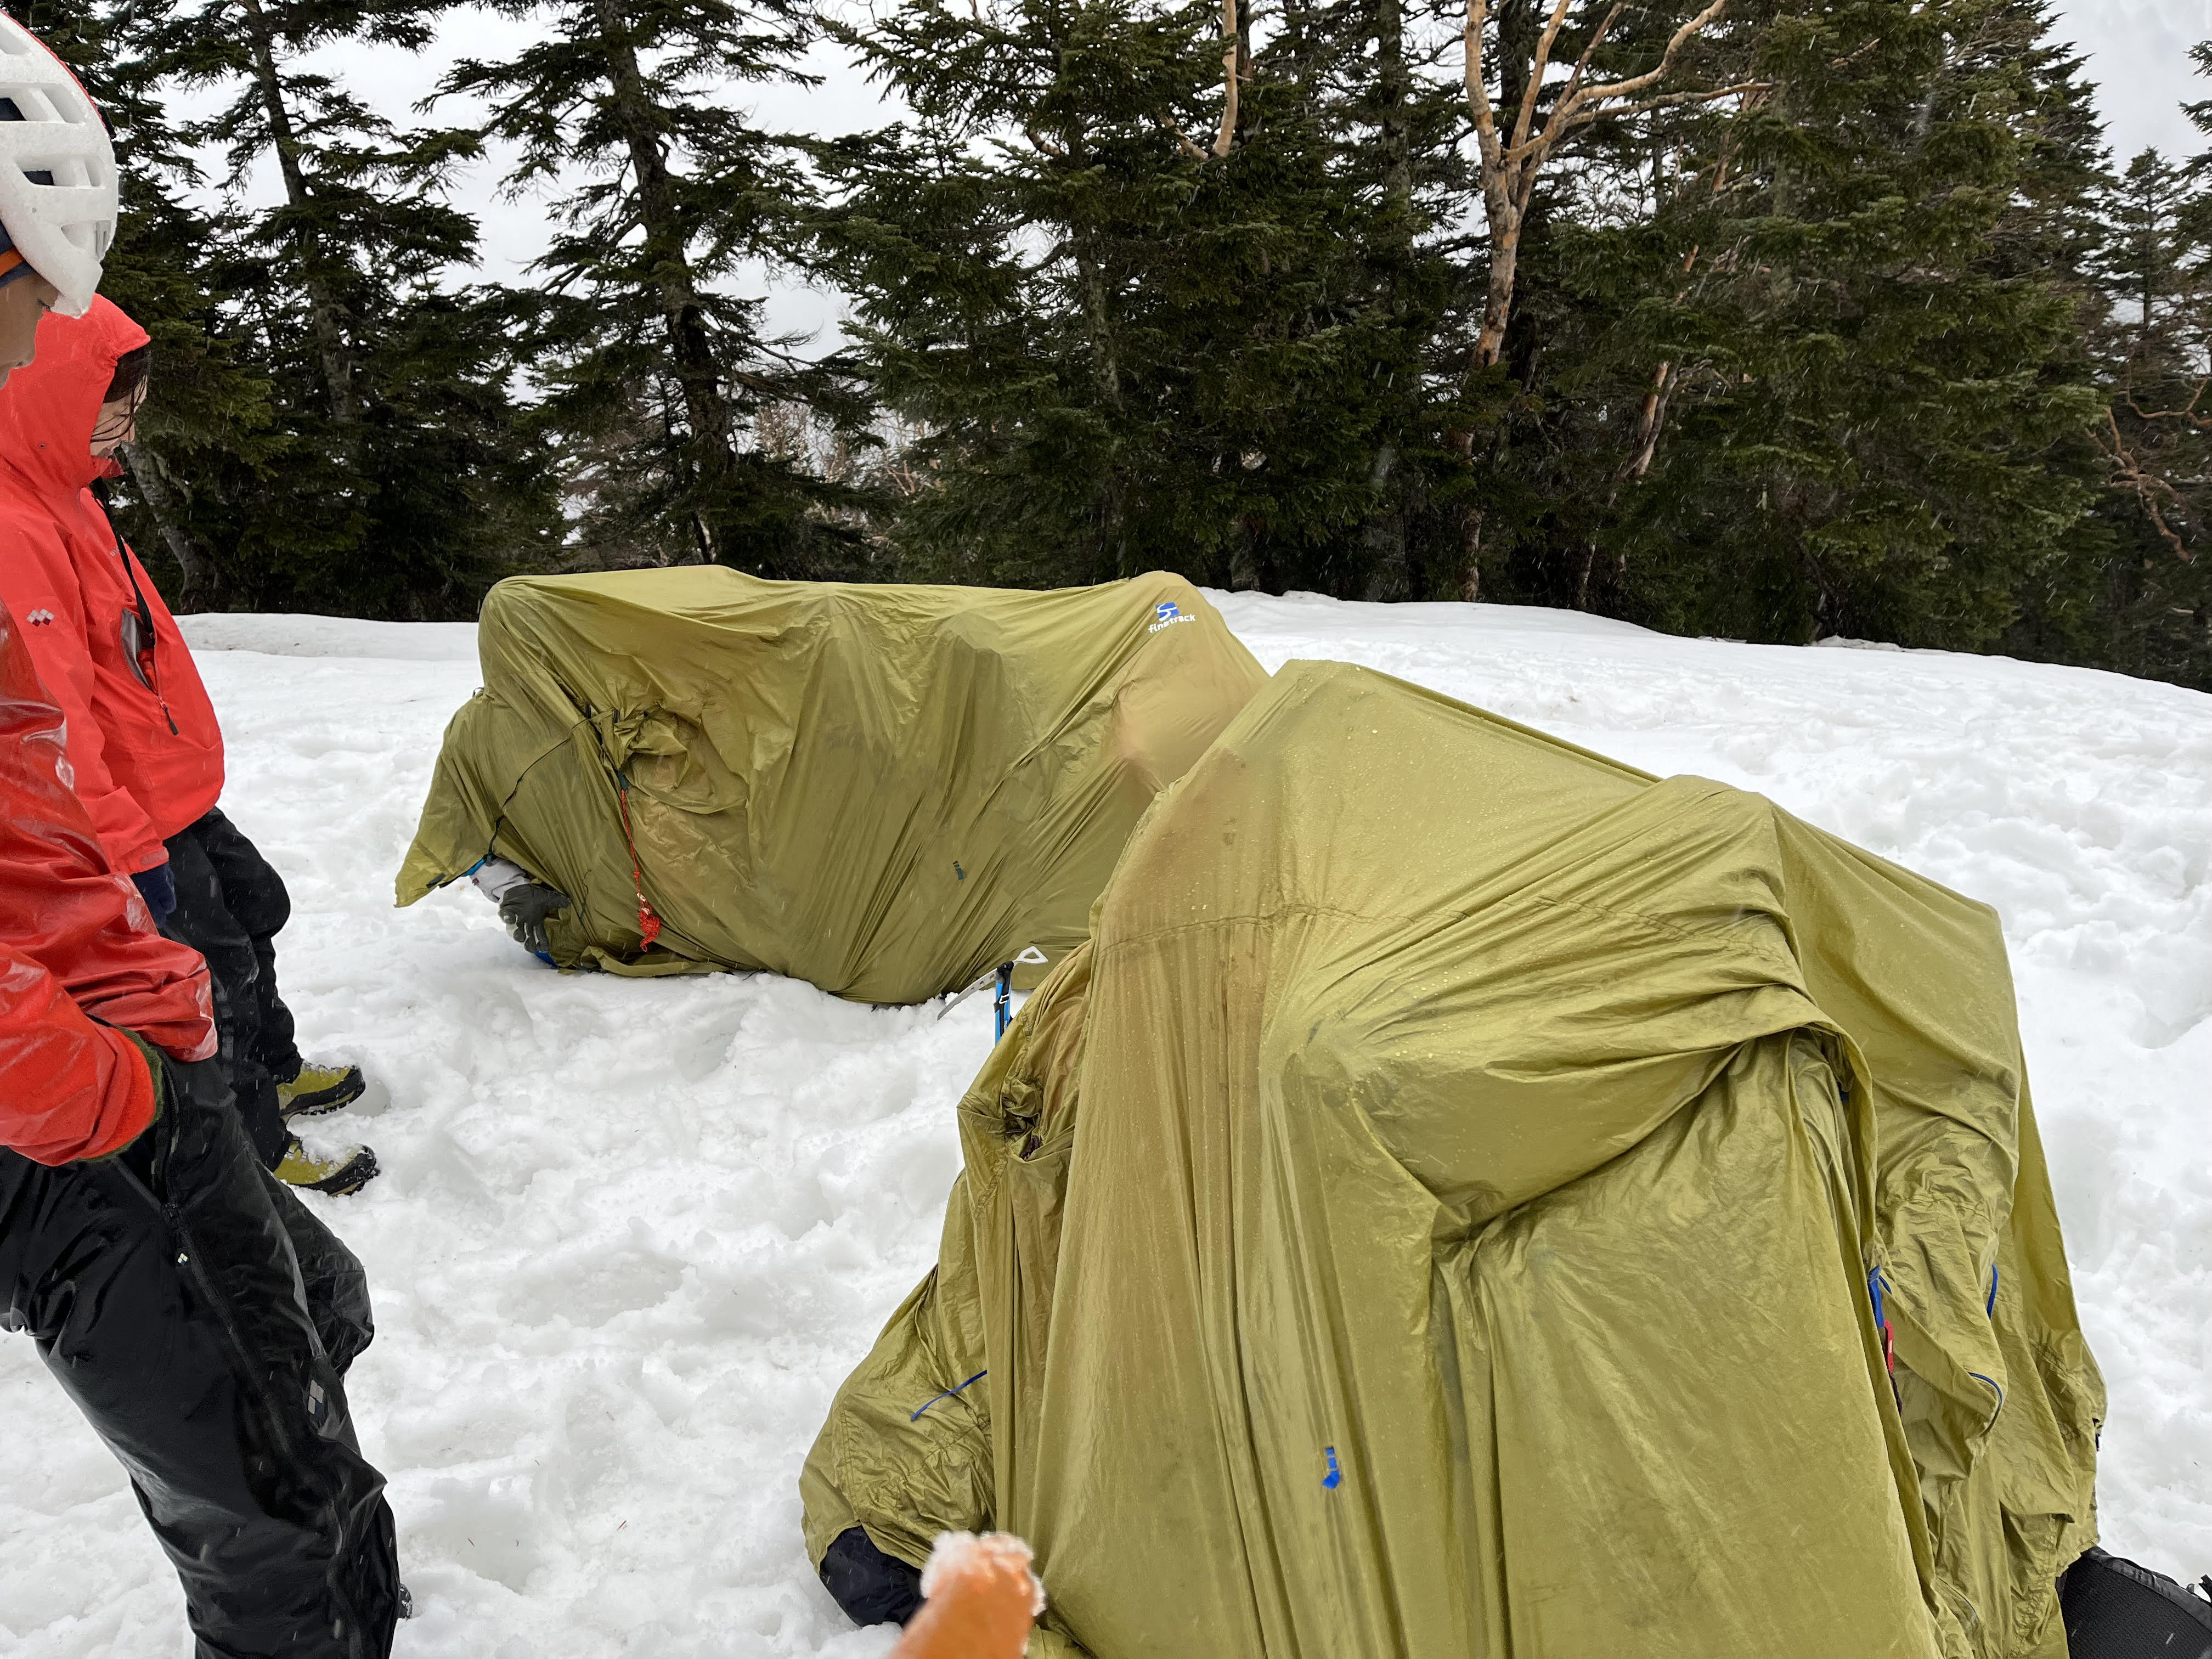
[207,1,2206,352]
[2052,0,2208,161]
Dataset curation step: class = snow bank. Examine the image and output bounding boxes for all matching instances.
[180,611,481,662]
[2,595,2203,1657]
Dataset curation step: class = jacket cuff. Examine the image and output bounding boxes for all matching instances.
[74,1026,160,1163]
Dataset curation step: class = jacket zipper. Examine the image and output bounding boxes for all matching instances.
[114,531,179,735]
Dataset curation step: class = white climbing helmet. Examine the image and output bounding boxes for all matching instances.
[0,15,116,318]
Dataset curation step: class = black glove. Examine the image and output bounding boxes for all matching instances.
[131,860,177,924]
[498,882,572,956]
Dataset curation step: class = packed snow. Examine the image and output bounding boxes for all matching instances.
[1,594,2204,1657]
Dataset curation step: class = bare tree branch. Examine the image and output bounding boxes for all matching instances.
[1159,116,1209,160]
[1455,0,1755,604]
[2124,379,2212,427]
[1510,0,1578,163]
[1464,0,1741,370]
[2098,407,2197,561]
[1212,0,1240,157]
[1594,80,1768,124]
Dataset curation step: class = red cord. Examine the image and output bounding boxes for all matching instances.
[613,772,662,949]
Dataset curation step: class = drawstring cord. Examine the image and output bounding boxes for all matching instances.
[611,768,663,950]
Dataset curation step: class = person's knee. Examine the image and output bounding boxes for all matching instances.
[196,812,293,939]
[226,860,291,942]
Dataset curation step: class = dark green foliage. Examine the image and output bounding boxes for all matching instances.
[2013,129,2212,686]
[445,0,868,576]
[41,0,560,617]
[812,0,1470,591]
[817,0,2193,680]
[25,0,2212,685]
[1469,0,2110,654]
[20,0,275,610]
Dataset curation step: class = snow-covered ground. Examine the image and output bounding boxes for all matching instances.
[2,595,2205,1657]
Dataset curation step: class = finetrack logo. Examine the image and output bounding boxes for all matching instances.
[1148,600,1194,635]
[27,608,54,625]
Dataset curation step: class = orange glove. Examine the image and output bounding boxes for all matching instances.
[889,1533,1044,1659]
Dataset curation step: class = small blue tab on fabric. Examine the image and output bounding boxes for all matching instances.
[1968,1371,2004,1406]
[1322,1447,1342,1489]
[910,1370,989,1423]
[953,861,966,881]
[1987,1265,1999,1318]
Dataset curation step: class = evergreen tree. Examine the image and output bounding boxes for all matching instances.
[34,0,2208,687]
[811,0,1466,591]
[2041,110,2212,685]
[445,0,862,575]
[1484,0,2110,652]
[24,0,275,610]
[106,0,560,615]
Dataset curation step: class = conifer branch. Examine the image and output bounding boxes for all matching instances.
[2123,381,2212,427]
[1570,0,1728,111]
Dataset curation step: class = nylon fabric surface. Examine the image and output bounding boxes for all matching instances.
[1,1053,398,1657]
[804,661,2103,1658]
[397,568,1266,1003]
[164,808,301,1169]
[0,594,212,1162]
[0,298,224,875]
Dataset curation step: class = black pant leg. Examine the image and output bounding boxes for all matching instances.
[189,810,302,1084]
[163,820,288,1169]
[0,1062,397,1658]
[259,1169,375,1375]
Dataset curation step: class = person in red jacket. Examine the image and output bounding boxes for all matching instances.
[0,593,402,1657]
[0,21,401,1647]
[0,294,377,1193]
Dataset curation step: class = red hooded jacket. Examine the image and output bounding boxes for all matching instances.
[0,298,224,876]
[0,594,217,1163]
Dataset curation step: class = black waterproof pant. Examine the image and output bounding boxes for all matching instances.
[164,808,302,1169]
[0,1055,398,1658]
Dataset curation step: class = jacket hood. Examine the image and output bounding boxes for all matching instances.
[0,297,149,504]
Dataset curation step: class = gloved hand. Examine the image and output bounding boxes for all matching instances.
[497,882,571,956]
[131,860,177,924]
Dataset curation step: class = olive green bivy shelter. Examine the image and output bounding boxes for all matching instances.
[396,568,1266,1003]
[802,661,2104,1657]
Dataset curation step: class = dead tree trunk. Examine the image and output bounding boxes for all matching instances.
[122,445,221,610]
[1464,0,1746,370]
[1455,0,1754,602]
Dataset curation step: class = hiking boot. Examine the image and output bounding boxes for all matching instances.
[276,1059,365,1121]
[273,1136,379,1196]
